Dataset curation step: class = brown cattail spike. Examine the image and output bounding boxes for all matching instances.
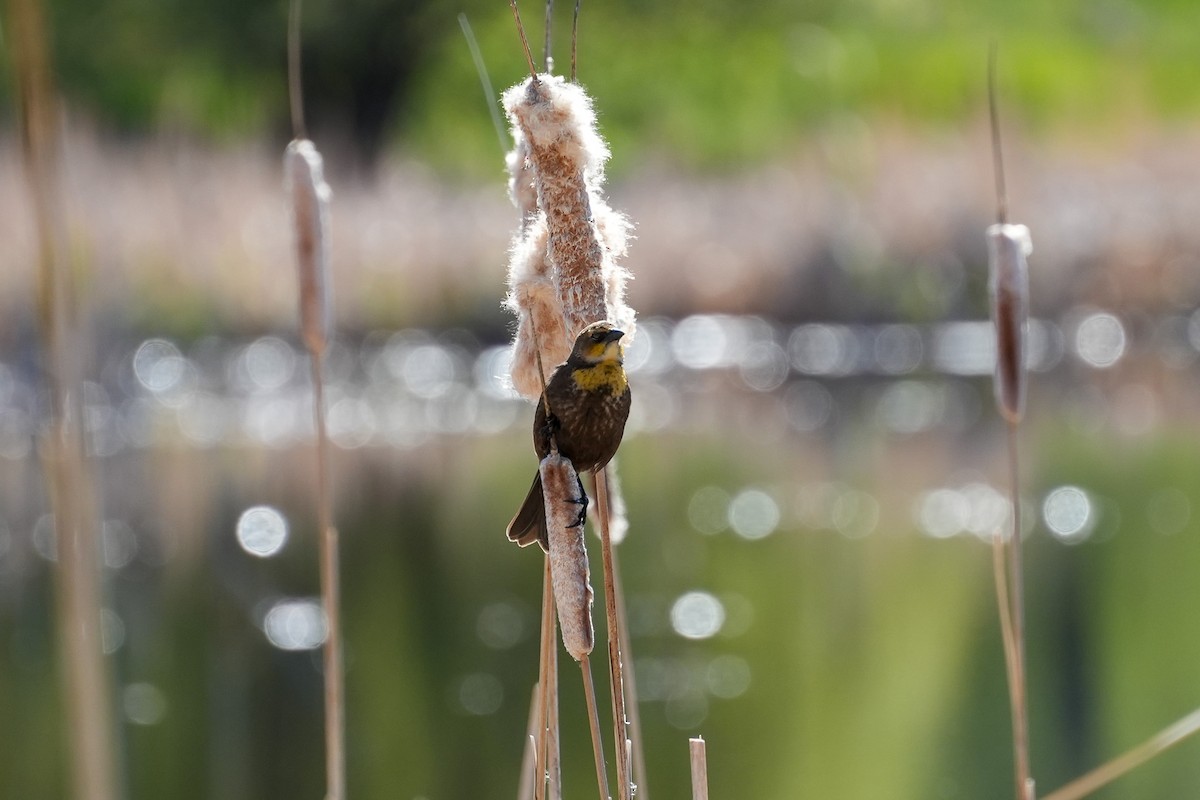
[541,453,595,660]
[285,139,333,356]
[987,223,1031,425]
[504,76,634,336]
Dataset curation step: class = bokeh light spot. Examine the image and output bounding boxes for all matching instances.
[688,486,730,535]
[476,602,526,650]
[263,599,326,650]
[670,591,726,640]
[1074,312,1126,368]
[458,673,504,716]
[1043,486,1094,543]
[133,339,185,393]
[727,489,780,540]
[236,506,288,557]
[1147,488,1190,536]
[706,655,752,699]
[123,683,168,726]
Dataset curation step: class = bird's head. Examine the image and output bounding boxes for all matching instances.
[571,321,625,364]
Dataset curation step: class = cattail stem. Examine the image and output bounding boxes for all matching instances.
[542,0,554,72]
[580,656,611,800]
[287,0,306,139]
[689,737,709,800]
[1042,707,1200,800]
[535,560,555,800]
[1004,420,1032,800]
[509,0,540,82]
[10,0,118,797]
[547,595,562,800]
[610,541,648,799]
[988,42,1007,225]
[518,688,540,800]
[310,350,346,800]
[596,466,631,800]
[570,0,581,81]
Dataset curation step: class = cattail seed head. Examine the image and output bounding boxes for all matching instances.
[285,139,333,355]
[987,223,1031,425]
[540,453,595,661]
[502,74,635,400]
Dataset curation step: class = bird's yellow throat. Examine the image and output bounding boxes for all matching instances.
[570,361,627,395]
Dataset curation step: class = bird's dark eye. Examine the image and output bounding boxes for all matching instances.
[591,330,606,342]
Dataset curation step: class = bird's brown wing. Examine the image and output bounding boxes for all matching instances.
[506,471,548,551]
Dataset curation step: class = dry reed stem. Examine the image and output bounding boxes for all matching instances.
[542,453,596,660]
[1042,707,1200,800]
[287,126,344,800]
[596,466,632,800]
[580,656,612,800]
[689,737,709,800]
[518,689,540,800]
[608,539,646,798]
[547,600,562,800]
[509,0,540,81]
[570,0,581,81]
[986,74,1032,796]
[542,0,554,73]
[10,0,118,797]
[310,352,346,800]
[1004,422,1032,800]
[992,524,1031,799]
[535,560,555,800]
[288,0,306,140]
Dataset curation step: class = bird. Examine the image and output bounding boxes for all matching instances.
[507,321,632,551]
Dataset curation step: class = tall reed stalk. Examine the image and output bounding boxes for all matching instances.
[8,0,118,797]
[987,47,1033,800]
[285,4,345,796]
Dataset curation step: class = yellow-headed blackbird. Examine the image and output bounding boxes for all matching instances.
[506,321,632,551]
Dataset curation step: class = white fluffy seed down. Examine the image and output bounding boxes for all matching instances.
[506,219,573,398]
[506,130,539,227]
[285,139,333,355]
[502,75,635,401]
[987,223,1032,425]
[541,453,595,661]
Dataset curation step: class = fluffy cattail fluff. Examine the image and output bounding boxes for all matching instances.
[506,219,573,397]
[506,128,539,227]
[987,223,1031,425]
[503,74,635,400]
[285,139,333,355]
[541,453,595,661]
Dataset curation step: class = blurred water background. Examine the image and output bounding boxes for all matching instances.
[5,1,1200,798]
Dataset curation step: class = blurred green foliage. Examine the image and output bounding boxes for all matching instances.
[5,0,1200,171]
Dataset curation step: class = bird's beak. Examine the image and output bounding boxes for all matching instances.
[604,328,625,343]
